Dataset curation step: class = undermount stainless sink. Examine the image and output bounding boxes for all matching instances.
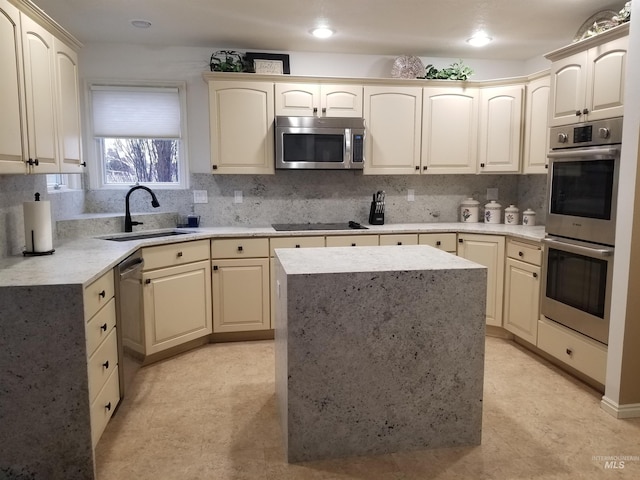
[100,230,192,242]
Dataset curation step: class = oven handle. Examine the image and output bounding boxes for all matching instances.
[547,146,620,159]
[543,237,614,258]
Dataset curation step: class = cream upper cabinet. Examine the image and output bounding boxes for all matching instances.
[363,86,422,175]
[421,87,478,174]
[21,14,58,173]
[275,83,363,117]
[208,80,275,174]
[548,27,628,127]
[0,0,27,174]
[478,85,523,173]
[522,75,550,174]
[54,39,84,173]
[457,234,505,327]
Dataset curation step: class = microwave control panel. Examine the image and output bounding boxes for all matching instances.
[353,134,364,163]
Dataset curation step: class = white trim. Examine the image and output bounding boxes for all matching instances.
[600,396,640,418]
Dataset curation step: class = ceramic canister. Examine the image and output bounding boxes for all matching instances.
[460,197,480,222]
[522,208,537,226]
[504,205,519,225]
[484,200,502,224]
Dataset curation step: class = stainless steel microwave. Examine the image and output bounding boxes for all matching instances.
[275,116,365,170]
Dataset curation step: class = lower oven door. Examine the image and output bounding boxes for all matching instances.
[542,236,613,345]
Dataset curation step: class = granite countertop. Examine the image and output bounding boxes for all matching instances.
[0,223,545,288]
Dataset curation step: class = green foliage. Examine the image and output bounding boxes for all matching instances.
[419,60,474,81]
[209,50,247,72]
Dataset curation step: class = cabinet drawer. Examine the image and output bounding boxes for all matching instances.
[326,235,379,247]
[211,237,269,258]
[87,328,118,402]
[90,366,120,447]
[142,239,210,270]
[86,298,116,356]
[270,236,325,256]
[418,233,457,252]
[84,270,115,320]
[379,234,419,246]
[537,318,607,384]
[507,239,542,266]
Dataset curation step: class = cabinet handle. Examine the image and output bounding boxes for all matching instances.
[321,107,327,114]
[313,107,318,113]
[533,272,538,278]
[212,165,218,170]
[102,360,109,369]
[582,108,589,115]
[99,290,106,298]
[105,402,112,412]
[397,242,402,245]
[177,251,183,257]
[80,162,87,167]
[237,245,243,252]
[415,166,420,170]
[351,243,356,247]
[480,163,485,168]
[295,244,300,248]
[458,238,463,243]
[518,251,524,257]
[100,323,108,332]
[213,265,218,271]
[145,278,151,284]
[545,164,549,169]
[566,348,573,356]
[27,158,39,166]
[576,110,582,116]
[422,166,427,171]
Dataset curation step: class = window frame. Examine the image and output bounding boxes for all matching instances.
[85,79,189,190]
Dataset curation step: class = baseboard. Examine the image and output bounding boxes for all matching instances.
[600,396,640,418]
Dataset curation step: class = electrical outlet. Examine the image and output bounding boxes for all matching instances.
[234,190,243,204]
[193,190,208,204]
[486,188,499,200]
[407,189,415,202]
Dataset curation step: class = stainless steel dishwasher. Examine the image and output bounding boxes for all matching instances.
[114,251,144,404]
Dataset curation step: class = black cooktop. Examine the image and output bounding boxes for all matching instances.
[272,221,368,231]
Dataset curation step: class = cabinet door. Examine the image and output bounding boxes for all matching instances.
[418,233,457,253]
[378,234,418,246]
[457,234,505,326]
[504,257,540,344]
[54,39,83,173]
[363,86,422,175]
[586,35,627,122]
[523,76,550,174]
[321,84,363,117]
[208,80,274,174]
[143,260,212,354]
[549,51,588,127]
[212,258,270,332]
[422,87,478,174]
[0,0,27,173]
[275,83,319,116]
[478,85,523,173]
[21,15,58,173]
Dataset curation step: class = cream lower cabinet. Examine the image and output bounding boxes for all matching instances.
[141,240,212,355]
[326,235,379,247]
[418,233,457,253]
[503,239,542,344]
[457,234,505,326]
[269,236,325,328]
[379,233,418,246]
[211,238,270,332]
[84,269,119,447]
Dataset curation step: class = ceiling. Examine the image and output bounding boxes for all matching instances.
[31,0,627,61]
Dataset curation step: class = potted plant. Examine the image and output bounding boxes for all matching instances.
[418,60,474,81]
[209,50,246,72]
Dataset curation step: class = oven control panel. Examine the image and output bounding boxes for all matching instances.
[550,117,623,149]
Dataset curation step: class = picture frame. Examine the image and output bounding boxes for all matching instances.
[245,52,290,74]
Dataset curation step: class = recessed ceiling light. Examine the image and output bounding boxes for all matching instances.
[467,31,492,47]
[131,19,152,29]
[310,27,335,39]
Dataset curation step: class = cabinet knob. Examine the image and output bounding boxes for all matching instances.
[237,245,243,252]
[212,165,218,170]
[100,323,108,332]
[576,110,582,116]
[27,158,39,166]
[518,251,524,257]
[313,107,318,113]
[295,244,300,248]
[415,166,420,171]
[105,402,112,411]
[480,163,485,168]
[533,272,538,278]
[566,348,573,356]
[545,164,549,169]
[582,108,589,115]
[145,278,151,284]
[351,243,356,247]
[80,162,87,167]
[322,107,327,113]
[177,251,183,257]
[102,360,109,369]
[436,241,441,246]
[99,290,106,298]
[213,265,219,271]
[422,166,428,170]
[397,242,402,245]
[458,238,463,243]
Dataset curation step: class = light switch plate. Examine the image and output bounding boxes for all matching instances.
[407,189,415,202]
[486,188,499,200]
[234,190,243,204]
[193,190,208,204]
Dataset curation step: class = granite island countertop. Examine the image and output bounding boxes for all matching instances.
[0,223,545,288]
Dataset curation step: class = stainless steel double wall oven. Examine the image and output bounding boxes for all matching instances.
[542,117,622,345]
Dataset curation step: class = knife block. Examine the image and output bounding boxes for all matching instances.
[368,202,384,225]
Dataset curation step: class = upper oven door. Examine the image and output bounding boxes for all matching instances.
[546,146,619,246]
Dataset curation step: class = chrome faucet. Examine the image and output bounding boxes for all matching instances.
[124,186,160,232]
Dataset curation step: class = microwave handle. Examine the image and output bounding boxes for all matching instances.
[547,146,620,159]
[543,237,614,258]
[344,128,352,164]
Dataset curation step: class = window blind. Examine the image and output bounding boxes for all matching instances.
[91,86,181,138]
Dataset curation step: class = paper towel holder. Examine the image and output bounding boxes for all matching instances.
[23,192,55,256]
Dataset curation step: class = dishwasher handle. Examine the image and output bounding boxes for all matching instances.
[119,257,144,279]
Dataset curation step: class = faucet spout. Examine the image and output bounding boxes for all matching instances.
[124,186,160,232]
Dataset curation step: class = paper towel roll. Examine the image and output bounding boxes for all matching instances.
[23,199,53,253]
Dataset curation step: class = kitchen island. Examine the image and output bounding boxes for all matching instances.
[273,245,487,462]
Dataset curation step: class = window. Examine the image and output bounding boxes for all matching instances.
[89,83,188,189]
